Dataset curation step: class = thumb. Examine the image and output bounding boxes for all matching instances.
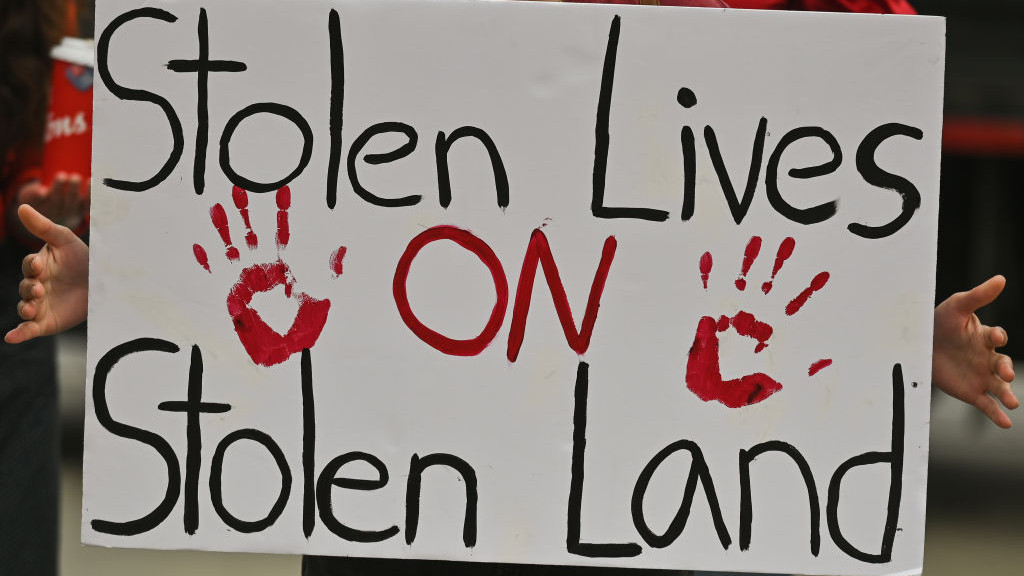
[5,321,42,345]
[954,275,1006,315]
[17,204,78,248]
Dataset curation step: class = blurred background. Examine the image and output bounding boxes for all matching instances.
[922,0,1024,569]
[44,0,1024,574]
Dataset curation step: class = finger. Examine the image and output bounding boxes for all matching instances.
[996,355,1016,383]
[17,182,48,205]
[973,394,1012,429]
[49,174,74,218]
[21,254,41,278]
[50,172,69,197]
[993,379,1020,411]
[991,353,1014,379]
[19,279,41,301]
[984,325,1009,348]
[62,174,83,215]
[17,300,36,320]
[4,321,41,345]
[66,173,82,196]
[17,204,77,248]
[953,275,1006,315]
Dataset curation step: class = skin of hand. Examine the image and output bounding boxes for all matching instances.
[932,275,1018,428]
[11,172,91,237]
[4,204,90,344]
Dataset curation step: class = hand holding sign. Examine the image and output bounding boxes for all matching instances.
[4,205,89,344]
[192,186,345,366]
[933,275,1018,427]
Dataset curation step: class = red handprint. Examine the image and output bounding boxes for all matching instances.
[193,186,346,367]
[686,236,831,408]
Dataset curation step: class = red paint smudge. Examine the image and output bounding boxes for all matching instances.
[785,271,830,316]
[277,211,290,248]
[193,244,211,273]
[276,185,291,209]
[232,186,258,249]
[699,251,712,289]
[808,359,833,376]
[735,236,761,291]
[685,315,782,408]
[226,260,330,367]
[761,237,795,294]
[730,310,773,353]
[276,187,290,248]
[210,203,239,261]
[330,246,347,277]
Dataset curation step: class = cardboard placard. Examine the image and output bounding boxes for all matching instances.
[86,1,944,574]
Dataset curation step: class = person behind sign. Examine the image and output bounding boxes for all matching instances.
[5,2,1015,576]
[5,82,1019,576]
[5,198,1020,574]
[0,0,91,574]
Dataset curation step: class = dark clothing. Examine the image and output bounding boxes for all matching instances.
[0,243,59,576]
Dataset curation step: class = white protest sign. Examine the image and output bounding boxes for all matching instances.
[85,1,944,574]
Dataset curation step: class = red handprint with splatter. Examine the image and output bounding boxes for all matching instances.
[687,236,831,408]
[193,186,347,367]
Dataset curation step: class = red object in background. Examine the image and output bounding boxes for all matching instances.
[567,0,728,5]
[728,0,914,13]
[42,37,94,186]
[942,117,1024,158]
[566,0,915,12]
